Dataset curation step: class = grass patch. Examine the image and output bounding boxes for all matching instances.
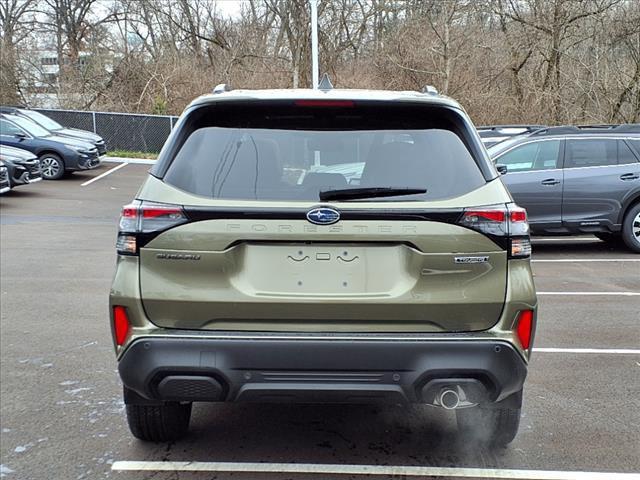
[108,149,159,159]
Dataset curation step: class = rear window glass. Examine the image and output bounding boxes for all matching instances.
[625,139,640,161]
[162,103,486,202]
[618,140,638,164]
[565,139,617,168]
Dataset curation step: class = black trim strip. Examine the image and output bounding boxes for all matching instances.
[133,207,466,252]
[129,207,516,254]
[183,206,464,224]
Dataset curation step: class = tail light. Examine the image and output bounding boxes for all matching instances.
[458,204,531,258]
[515,310,534,350]
[112,306,131,346]
[116,201,187,255]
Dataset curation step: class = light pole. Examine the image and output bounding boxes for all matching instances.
[310,0,319,89]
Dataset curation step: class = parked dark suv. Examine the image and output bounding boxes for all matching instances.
[489,125,640,252]
[0,107,107,156]
[0,114,100,180]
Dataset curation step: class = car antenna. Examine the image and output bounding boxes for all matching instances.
[318,73,333,92]
[422,85,439,95]
[212,83,232,94]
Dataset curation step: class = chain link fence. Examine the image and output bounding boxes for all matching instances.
[34,108,179,154]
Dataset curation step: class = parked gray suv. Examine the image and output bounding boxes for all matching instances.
[488,125,640,252]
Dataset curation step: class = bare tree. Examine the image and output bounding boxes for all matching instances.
[0,0,37,103]
[264,0,312,87]
[5,0,637,124]
[498,0,623,121]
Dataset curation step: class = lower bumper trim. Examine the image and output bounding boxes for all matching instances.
[119,337,527,405]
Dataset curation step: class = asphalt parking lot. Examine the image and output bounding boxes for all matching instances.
[1,162,639,480]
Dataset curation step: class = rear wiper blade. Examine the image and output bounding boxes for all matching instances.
[318,187,427,201]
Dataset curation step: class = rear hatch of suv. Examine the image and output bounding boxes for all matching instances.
[124,98,518,333]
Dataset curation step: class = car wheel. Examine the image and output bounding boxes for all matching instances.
[621,203,640,253]
[39,154,65,180]
[126,402,192,442]
[456,389,522,447]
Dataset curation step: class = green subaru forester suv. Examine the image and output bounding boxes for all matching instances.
[109,86,537,446]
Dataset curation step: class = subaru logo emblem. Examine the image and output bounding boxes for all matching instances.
[306,207,340,225]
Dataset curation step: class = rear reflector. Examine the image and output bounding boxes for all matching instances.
[515,310,534,350]
[113,306,131,346]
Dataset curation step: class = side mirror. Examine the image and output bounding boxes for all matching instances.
[496,164,508,175]
[15,132,27,140]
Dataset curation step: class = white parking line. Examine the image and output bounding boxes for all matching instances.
[534,348,640,354]
[102,156,155,165]
[111,461,640,479]
[537,291,640,296]
[532,258,640,262]
[80,162,128,186]
[532,238,599,242]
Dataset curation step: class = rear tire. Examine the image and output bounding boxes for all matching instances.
[621,203,640,253]
[125,402,192,442]
[456,390,522,447]
[39,153,65,180]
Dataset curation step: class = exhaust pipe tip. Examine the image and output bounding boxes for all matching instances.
[439,388,460,410]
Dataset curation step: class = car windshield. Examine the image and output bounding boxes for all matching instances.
[22,110,62,131]
[164,127,485,202]
[7,115,51,137]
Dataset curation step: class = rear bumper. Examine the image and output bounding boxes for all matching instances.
[119,335,527,406]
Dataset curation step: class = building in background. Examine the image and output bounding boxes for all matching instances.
[18,48,116,109]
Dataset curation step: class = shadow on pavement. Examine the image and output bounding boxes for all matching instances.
[531,238,631,255]
[126,403,515,470]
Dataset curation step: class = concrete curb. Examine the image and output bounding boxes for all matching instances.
[102,156,156,165]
